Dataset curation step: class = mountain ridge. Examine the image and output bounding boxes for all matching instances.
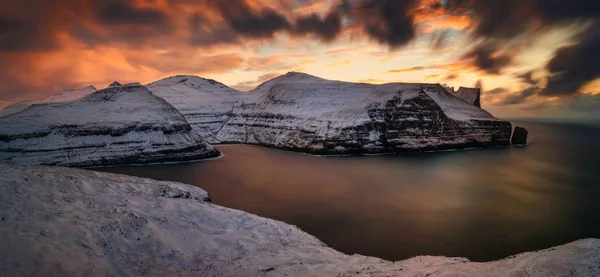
[0,84,219,167]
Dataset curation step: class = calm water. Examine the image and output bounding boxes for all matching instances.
[96,121,600,262]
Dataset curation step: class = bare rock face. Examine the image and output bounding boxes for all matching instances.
[455,87,481,107]
[511,126,528,145]
[0,83,220,167]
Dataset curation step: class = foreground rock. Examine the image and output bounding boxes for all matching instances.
[0,163,598,277]
[0,85,97,117]
[146,75,246,143]
[0,83,219,167]
[512,126,529,145]
[214,72,511,154]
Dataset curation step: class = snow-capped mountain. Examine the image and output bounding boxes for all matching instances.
[211,72,511,154]
[1,163,598,276]
[0,83,219,167]
[454,87,482,107]
[146,75,246,142]
[0,85,98,117]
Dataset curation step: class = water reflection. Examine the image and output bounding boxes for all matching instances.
[97,122,600,261]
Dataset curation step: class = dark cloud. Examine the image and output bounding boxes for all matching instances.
[499,87,540,105]
[541,23,600,96]
[99,2,169,26]
[462,43,513,74]
[215,1,291,38]
[356,0,418,48]
[294,11,342,41]
[189,14,239,46]
[0,17,58,51]
[447,0,600,40]
[0,0,177,51]
[485,87,509,95]
[516,71,538,86]
[447,0,600,90]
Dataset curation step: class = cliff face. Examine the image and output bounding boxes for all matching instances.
[146,75,246,143]
[0,83,219,167]
[212,73,511,154]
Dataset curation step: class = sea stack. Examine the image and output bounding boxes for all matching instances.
[511,126,528,145]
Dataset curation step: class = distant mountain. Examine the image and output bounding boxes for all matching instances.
[0,83,219,167]
[146,75,245,142]
[211,72,511,154]
[0,86,97,117]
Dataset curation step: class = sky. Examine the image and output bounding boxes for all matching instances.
[0,0,599,120]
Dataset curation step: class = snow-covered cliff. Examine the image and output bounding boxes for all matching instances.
[212,72,511,154]
[146,75,246,142]
[0,83,219,167]
[0,163,598,277]
[0,85,98,117]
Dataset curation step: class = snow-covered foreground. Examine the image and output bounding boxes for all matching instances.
[0,163,597,277]
[0,83,219,167]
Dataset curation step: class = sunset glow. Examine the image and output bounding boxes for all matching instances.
[1,0,599,119]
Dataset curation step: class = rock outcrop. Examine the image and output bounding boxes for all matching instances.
[0,85,97,117]
[146,75,246,143]
[211,72,511,154]
[108,81,122,87]
[0,83,219,167]
[1,163,598,277]
[511,126,528,145]
[454,87,481,107]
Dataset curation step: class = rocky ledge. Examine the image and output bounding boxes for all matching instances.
[0,83,219,167]
[0,163,597,277]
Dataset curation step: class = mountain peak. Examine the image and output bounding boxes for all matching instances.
[83,83,149,102]
[108,81,122,87]
[284,71,315,78]
[148,75,229,88]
